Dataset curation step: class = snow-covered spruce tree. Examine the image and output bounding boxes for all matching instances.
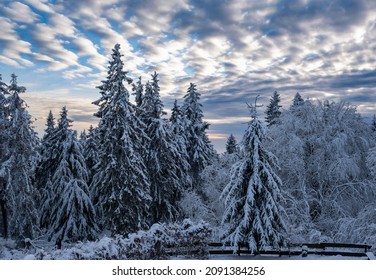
[291,92,304,109]
[142,72,189,224]
[221,100,286,253]
[181,83,215,190]
[132,76,144,109]
[35,110,58,229]
[83,125,98,186]
[47,107,98,242]
[79,129,87,146]
[1,74,39,240]
[90,44,151,235]
[169,99,191,189]
[265,91,282,126]
[225,134,238,155]
[0,74,9,238]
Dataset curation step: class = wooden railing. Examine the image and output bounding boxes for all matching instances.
[207,242,373,259]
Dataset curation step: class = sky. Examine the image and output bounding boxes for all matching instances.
[1,0,376,152]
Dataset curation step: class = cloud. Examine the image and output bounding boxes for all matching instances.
[0,55,19,67]
[2,1,39,24]
[24,0,54,13]
[73,37,107,71]
[22,88,98,136]
[0,16,34,67]
[48,12,76,38]
[1,0,376,151]
[30,23,78,68]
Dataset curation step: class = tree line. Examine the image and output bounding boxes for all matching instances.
[0,44,216,243]
[1,43,376,253]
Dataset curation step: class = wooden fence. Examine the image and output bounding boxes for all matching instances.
[207,242,374,259]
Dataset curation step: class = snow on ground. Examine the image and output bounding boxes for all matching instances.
[0,242,370,260]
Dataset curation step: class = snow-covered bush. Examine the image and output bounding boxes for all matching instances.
[123,219,212,259]
[0,220,213,260]
[181,219,212,258]
[179,190,214,223]
[335,203,376,253]
[125,223,172,260]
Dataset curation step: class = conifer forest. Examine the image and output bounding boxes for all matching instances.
[1,44,376,260]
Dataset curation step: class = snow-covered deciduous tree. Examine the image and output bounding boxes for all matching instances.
[366,147,376,178]
[200,153,239,231]
[142,72,189,223]
[179,189,213,224]
[1,74,39,240]
[181,83,214,190]
[267,99,374,241]
[47,107,98,242]
[90,44,151,235]
[371,114,376,133]
[265,91,282,126]
[221,101,286,252]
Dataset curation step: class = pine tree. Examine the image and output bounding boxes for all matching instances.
[1,74,39,240]
[225,134,238,154]
[47,107,97,241]
[265,91,282,126]
[221,101,286,252]
[142,72,190,223]
[91,44,151,235]
[181,83,214,189]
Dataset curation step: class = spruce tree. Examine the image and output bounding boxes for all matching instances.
[181,83,214,189]
[91,44,151,235]
[225,134,238,154]
[221,101,286,252]
[142,73,190,223]
[170,100,192,190]
[36,110,58,229]
[291,92,304,108]
[79,129,87,146]
[1,74,39,240]
[132,76,144,108]
[265,91,282,126]
[0,74,8,238]
[47,107,97,241]
[83,125,98,185]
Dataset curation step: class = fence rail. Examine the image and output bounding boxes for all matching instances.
[206,242,373,259]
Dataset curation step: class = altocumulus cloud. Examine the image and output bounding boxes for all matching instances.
[0,0,376,151]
